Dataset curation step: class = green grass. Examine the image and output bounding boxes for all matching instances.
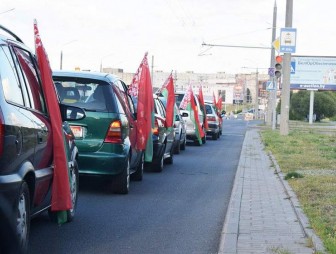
[261,127,336,253]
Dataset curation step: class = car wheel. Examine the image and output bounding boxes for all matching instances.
[151,150,164,172]
[217,131,221,139]
[131,152,144,181]
[16,181,30,253]
[113,157,130,194]
[174,139,181,154]
[165,146,174,165]
[180,136,186,150]
[67,160,79,221]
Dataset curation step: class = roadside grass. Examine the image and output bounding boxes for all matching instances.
[260,127,336,253]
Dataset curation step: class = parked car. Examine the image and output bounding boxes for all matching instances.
[175,91,205,145]
[0,25,85,252]
[157,96,186,154]
[145,94,175,172]
[52,71,144,193]
[204,102,221,140]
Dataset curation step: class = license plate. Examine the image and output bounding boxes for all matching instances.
[70,126,83,138]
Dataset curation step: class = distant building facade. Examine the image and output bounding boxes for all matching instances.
[102,67,269,107]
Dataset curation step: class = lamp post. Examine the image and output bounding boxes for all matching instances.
[60,40,77,70]
[100,53,115,72]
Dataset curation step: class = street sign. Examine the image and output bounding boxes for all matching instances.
[272,37,280,52]
[266,81,275,90]
[280,28,297,53]
[268,67,275,77]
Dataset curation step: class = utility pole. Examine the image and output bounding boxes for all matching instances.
[255,68,259,119]
[279,0,293,135]
[267,1,277,127]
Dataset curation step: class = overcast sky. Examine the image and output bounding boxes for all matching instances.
[1,1,334,75]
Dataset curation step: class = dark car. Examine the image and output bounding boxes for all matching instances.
[145,94,175,172]
[53,71,144,193]
[0,25,85,252]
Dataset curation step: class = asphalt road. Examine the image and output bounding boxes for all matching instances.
[28,118,249,254]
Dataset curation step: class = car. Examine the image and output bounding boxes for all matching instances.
[158,96,187,154]
[204,102,221,140]
[175,91,205,145]
[52,71,144,193]
[145,94,175,172]
[0,25,85,252]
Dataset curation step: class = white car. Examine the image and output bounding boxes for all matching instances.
[175,91,205,145]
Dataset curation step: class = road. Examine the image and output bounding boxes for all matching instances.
[28,118,249,254]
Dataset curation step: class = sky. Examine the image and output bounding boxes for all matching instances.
[1,0,335,75]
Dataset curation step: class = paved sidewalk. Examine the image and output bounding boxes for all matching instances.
[218,127,326,254]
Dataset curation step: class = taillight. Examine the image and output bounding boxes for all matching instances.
[152,118,159,136]
[104,120,122,144]
[207,116,216,122]
[0,109,4,156]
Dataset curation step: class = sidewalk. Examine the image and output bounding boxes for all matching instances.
[218,127,326,254]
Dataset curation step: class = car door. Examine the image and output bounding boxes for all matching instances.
[13,46,54,209]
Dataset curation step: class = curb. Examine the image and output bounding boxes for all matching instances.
[269,152,327,254]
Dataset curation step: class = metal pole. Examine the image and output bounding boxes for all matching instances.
[269,1,277,127]
[279,0,293,135]
[309,90,315,124]
[255,68,259,119]
[60,50,63,70]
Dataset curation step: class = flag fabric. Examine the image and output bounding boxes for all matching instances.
[216,96,223,112]
[198,86,208,130]
[34,20,71,224]
[129,53,154,162]
[159,73,175,130]
[213,91,217,109]
[181,85,204,145]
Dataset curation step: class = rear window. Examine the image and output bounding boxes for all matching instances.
[205,104,212,114]
[53,77,116,112]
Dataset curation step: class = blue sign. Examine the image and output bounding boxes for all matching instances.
[280,28,297,53]
[268,67,275,77]
[266,81,275,90]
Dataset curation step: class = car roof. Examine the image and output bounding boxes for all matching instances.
[53,70,121,84]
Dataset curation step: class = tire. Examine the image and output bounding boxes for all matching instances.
[180,136,186,150]
[201,127,206,144]
[165,146,174,165]
[16,181,30,253]
[113,157,130,194]
[151,150,164,172]
[131,152,144,181]
[174,139,181,154]
[194,138,202,146]
[67,160,79,221]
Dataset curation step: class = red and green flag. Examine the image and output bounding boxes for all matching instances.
[158,73,175,130]
[129,53,154,162]
[198,86,208,130]
[34,20,71,224]
[180,85,204,145]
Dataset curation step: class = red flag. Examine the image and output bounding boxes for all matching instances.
[160,73,175,129]
[34,20,72,213]
[129,53,154,161]
[198,86,208,130]
[217,96,223,111]
[190,89,205,141]
[213,91,217,109]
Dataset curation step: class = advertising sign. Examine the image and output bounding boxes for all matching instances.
[290,56,336,90]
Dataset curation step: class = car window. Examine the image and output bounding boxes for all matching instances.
[53,78,115,112]
[175,94,184,108]
[205,104,212,114]
[0,46,24,106]
[14,47,47,113]
[156,98,166,117]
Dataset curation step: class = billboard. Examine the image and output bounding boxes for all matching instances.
[290,56,336,90]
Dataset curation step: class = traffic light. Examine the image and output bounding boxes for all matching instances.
[274,55,283,78]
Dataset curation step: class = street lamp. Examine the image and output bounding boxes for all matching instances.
[60,40,77,70]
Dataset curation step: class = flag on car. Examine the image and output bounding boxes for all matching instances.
[180,85,204,145]
[158,73,175,130]
[34,20,71,224]
[129,53,154,162]
[198,86,208,130]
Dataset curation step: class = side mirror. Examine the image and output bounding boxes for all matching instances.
[60,104,86,121]
[182,112,189,117]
